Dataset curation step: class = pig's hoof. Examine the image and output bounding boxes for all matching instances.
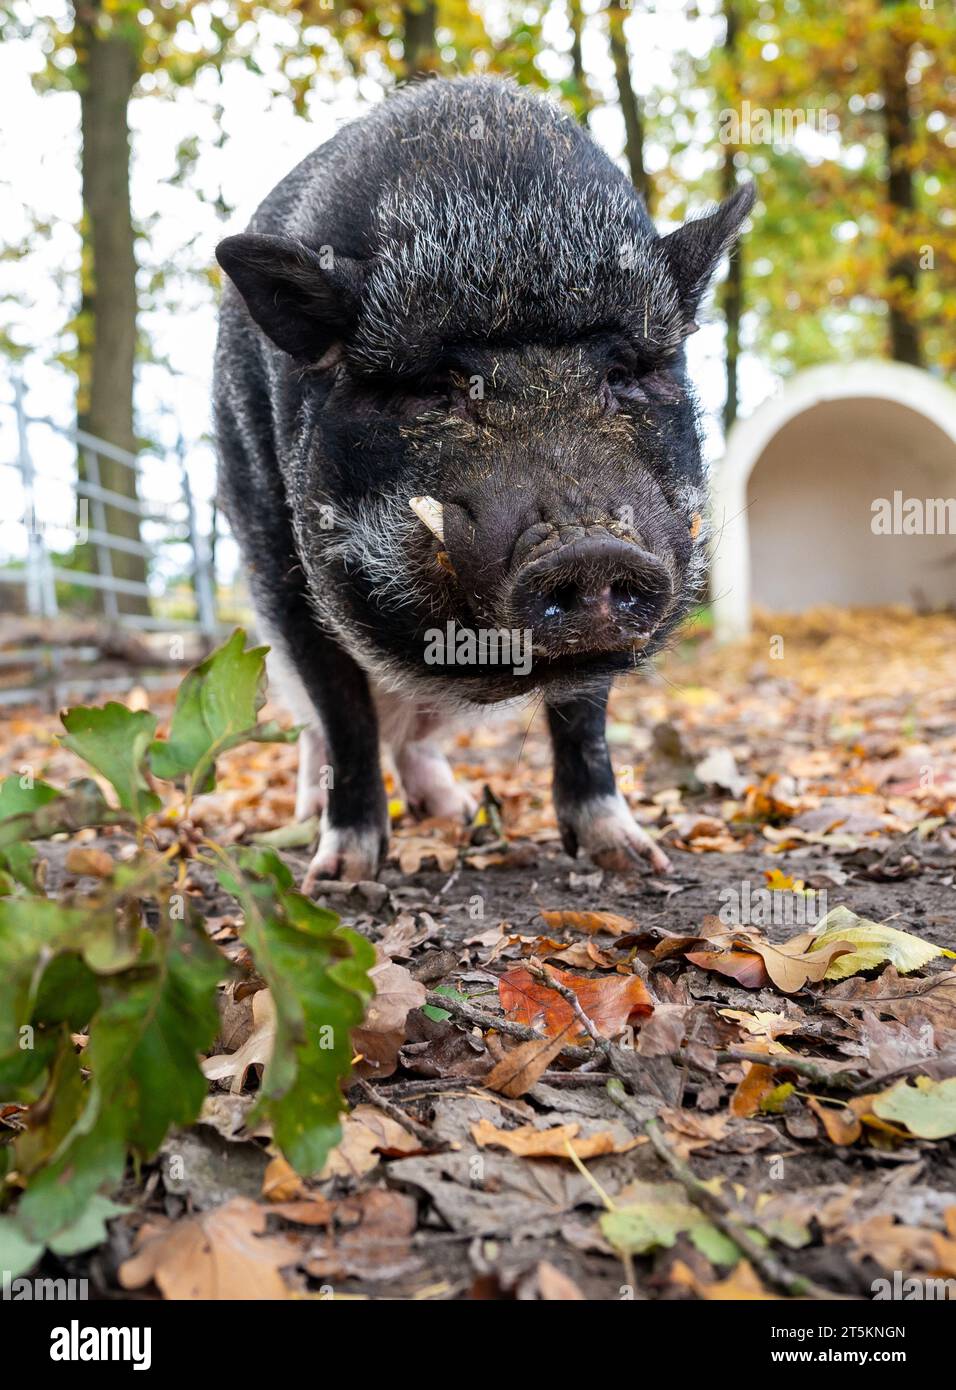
[408,782,478,823]
[557,793,671,875]
[396,743,477,822]
[301,822,386,890]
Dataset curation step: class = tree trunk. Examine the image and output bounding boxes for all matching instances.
[403,0,438,78]
[568,0,595,123]
[879,1,922,367]
[608,4,651,211]
[75,5,149,617]
[720,0,743,436]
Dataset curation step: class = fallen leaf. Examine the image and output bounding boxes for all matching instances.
[670,1257,779,1300]
[470,1117,640,1159]
[600,1180,739,1264]
[685,948,770,990]
[826,968,956,1033]
[482,1028,570,1098]
[872,1076,956,1139]
[809,907,955,980]
[730,1061,778,1118]
[531,1260,586,1300]
[320,1103,421,1179]
[262,1154,306,1202]
[393,835,459,874]
[64,846,114,878]
[202,989,276,1092]
[538,909,635,937]
[119,1198,300,1300]
[498,965,653,1040]
[351,953,427,1080]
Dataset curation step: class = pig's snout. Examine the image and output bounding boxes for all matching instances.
[507,530,673,658]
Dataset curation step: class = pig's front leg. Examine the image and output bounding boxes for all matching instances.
[546,691,671,874]
[268,605,389,889]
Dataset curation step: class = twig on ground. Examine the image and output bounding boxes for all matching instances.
[372,1070,611,1101]
[712,1049,865,1092]
[353,1077,446,1149]
[423,988,591,1065]
[607,1078,838,1300]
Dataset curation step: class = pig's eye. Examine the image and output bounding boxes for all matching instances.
[603,365,682,412]
[602,366,646,412]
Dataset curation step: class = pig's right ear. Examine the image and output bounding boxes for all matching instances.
[216,233,363,360]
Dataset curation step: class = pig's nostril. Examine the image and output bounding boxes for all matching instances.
[542,584,578,621]
[610,582,643,617]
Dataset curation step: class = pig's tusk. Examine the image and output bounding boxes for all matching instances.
[409,495,445,543]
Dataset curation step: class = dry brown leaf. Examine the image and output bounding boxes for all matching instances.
[670,1258,780,1300]
[262,1153,307,1202]
[470,1117,641,1159]
[320,1103,421,1179]
[202,989,275,1091]
[826,968,956,1033]
[64,846,114,878]
[807,1095,867,1145]
[393,835,459,873]
[539,908,635,937]
[482,1028,571,1098]
[685,948,769,990]
[351,954,427,1080]
[267,1199,334,1227]
[118,1197,300,1300]
[532,1261,587,1300]
[730,1060,778,1118]
[845,1213,943,1273]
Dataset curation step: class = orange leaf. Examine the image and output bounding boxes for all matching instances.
[470,1118,640,1159]
[498,965,653,1040]
[686,949,770,989]
[730,1061,778,1118]
[539,909,635,937]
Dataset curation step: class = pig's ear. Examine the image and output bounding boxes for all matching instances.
[658,181,755,321]
[216,233,363,359]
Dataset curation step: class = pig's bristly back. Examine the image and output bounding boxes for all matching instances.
[244,77,679,376]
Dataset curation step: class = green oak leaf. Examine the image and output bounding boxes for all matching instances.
[216,846,375,1175]
[61,704,160,821]
[0,776,61,888]
[149,628,298,796]
[13,900,224,1244]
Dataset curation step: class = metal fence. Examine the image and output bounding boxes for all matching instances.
[0,376,223,703]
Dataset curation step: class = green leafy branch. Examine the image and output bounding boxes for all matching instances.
[0,630,371,1278]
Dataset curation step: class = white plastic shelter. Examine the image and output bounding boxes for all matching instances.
[711,362,956,639]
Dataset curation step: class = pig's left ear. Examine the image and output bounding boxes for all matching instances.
[658,181,756,322]
[216,233,364,360]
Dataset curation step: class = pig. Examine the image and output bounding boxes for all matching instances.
[213,76,754,886]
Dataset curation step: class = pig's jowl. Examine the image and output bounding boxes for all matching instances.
[213,76,754,885]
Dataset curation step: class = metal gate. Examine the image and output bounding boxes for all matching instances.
[0,376,223,705]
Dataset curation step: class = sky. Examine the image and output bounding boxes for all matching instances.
[0,0,780,587]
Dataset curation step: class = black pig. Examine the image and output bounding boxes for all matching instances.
[213,76,754,886]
